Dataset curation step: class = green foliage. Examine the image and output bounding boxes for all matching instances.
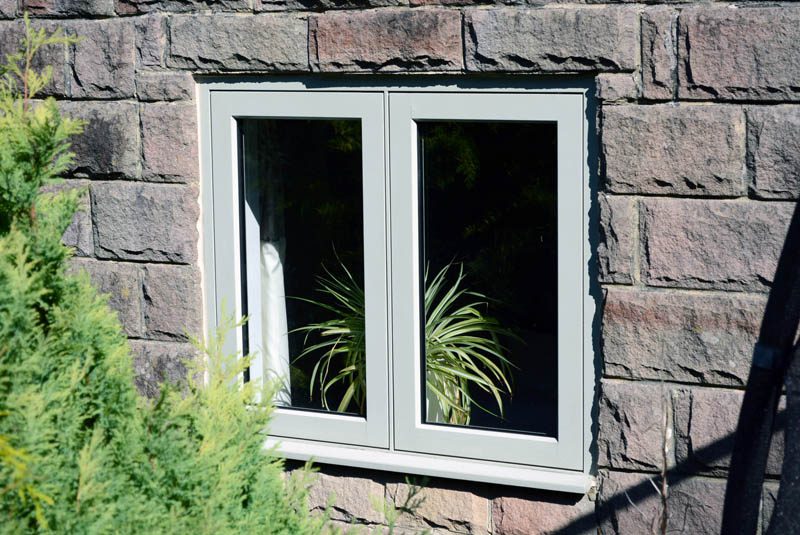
[0,20,325,534]
[296,261,514,424]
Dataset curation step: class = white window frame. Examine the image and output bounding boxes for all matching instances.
[198,78,596,494]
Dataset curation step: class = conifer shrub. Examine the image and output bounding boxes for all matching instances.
[0,17,325,534]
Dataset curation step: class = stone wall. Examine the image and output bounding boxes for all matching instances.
[3,0,797,532]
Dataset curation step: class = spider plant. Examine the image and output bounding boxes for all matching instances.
[294,261,515,425]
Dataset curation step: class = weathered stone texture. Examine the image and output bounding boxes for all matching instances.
[141,103,198,181]
[135,14,167,68]
[143,264,201,340]
[602,105,745,197]
[91,182,198,264]
[60,101,140,178]
[136,71,194,101]
[492,495,595,535]
[310,10,462,72]
[0,0,15,17]
[641,199,793,291]
[22,0,115,16]
[71,259,144,337]
[169,14,308,71]
[595,73,638,103]
[129,340,195,398]
[387,482,489,534]
[679,7,800,101]
[307,472,385,524]
[117,0,251,14]
[0,20,69,96]
[748,106,800,200]
[641,8,676,101]
[598,380,671,471]
[257,0,406,11]
[43,179,93,257]
[763,483,779,533]
[598,195,635,284]
[673,388,784,476]
[69,20,136,99]
[767,357,800,533]
[600,471,726,535]
[465,8,638,73]
[603,288,764,386]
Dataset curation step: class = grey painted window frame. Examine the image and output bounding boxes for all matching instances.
[198,77,596,493]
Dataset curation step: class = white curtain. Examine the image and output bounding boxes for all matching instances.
[260,241,291,405]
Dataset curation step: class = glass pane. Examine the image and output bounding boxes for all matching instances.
[240,118,366,416]
[419,121,558,437]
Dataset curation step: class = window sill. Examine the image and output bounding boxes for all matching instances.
[266,437,595,495]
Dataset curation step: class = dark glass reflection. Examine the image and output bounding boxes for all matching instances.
[240,119,365,416]
[420,121,558,437]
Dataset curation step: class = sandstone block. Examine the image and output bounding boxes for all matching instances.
[68,19,135,99]
[117,0,251,14]
[387,482,489,534]
[0,0,15,17]
[307,472,385,524]
[678,7,800,101]
[42,179,93,257]
[603,288,764,386]
[143,264,202,340]
[641,8,676,101]
[595,73,638,103]
[673,388,783,476]
[22,0,115,16]
[641,199,793,291]
[762,483,779,532]
[599,380,671,471]
[465,8,638,72]
[136,71,194,101]
[141,103,198,181]
[129,340,195,398]
[91,182,198,264]
[59,101,140,178]
[598,195,636,284]
[71,259,144,337]
[602,105,745,196]
[135,14,167,68]
[748,106,800,200]
[169,14,308,71]
[492,494,595,535]
[256,0,406,11]
[599,471,726,534]
[0,20,68,96]
[310,9,462,72]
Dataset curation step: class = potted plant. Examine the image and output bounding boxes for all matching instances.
[294,262,515,425]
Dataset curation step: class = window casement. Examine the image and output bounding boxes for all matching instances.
[199,79,595,493]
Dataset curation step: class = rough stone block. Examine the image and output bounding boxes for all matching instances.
[641,199,793,291]
[117,0,251,14]
[307,472,385,524]
[136,71,194,101]
[598,195,636,284]
[22,0,115,16]
[309,9,462,72]
[595,73,638,103]
[465,8,638,72]
[169,14,308,71]
[59,101,140,178]
[674,388,784,476]
[141,103,198,182]
[678,7,800,101]
[492,494,595,535]
[386,482,489,534]
[762,483,779,532]
[71,259,144,337]
[599,380,671,471]
[599,471,726,535]
[129,340,195,398]
[748,106,800,200]
[641,8,677,100]
[256,0,406,11]
[68,19,135,99]
[135,14,166,68]
[0,0,15,17]
[143,264,201,340]
[91,182,198,264]
[42,179,93,257]
[602,105,745,197]
[603,288,765,386]
[0,20,69,96]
